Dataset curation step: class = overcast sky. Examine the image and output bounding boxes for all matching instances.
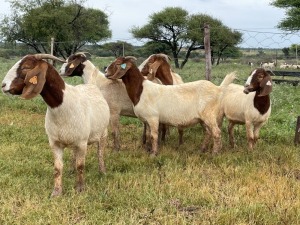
[0,0,289,47]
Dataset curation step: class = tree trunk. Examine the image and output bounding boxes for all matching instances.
[172,50,180,68]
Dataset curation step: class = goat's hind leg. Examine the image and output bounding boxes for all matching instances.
[110,114,121,151]
[97,129,107,174]
[228,121,236,148]
[200,122,211,153]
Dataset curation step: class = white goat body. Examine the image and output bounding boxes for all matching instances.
[61,53,185,150]
[223,84,271,123]
[45,84,109,146]
[106,57,236,155]
[2,54,110,197]
[135,80,224,127]
[221,68,272,149]
[261,62,275,70]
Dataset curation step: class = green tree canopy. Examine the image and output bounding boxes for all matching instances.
[0,0,111,58]
[131,7,242,68]
[101,41,134,57]
[271,0,300,31]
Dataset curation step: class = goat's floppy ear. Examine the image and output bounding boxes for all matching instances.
[21,62,48,99]
[259,75,272,96]
[109,60,131,79]
[65,58,82,76]
[147,60,161,80]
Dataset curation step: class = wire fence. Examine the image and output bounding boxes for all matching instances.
[0,28,300,66]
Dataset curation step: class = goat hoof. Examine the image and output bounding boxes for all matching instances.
[150,152,157,157]
[98,167,106,175]
[76,184,85,193]
[51,188,62,197]
[200,147,208,153]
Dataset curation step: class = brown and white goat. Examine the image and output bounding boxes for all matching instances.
[139,54,185,144]
[2,54,110,197]
[105,57,236,155]
[60,53,134,151]
[222,68,272,149]
[60,53,183,150]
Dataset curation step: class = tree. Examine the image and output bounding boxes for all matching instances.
[282,47,290,58]
[290,44,300,57]
[271,0,300,31]
[186,14,242,66]
[140,41,172,56]
[131,7,188,68]
[101,41,134,57]
[0,0,111,58]
[131,7,242,68]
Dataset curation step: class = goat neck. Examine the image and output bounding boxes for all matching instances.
[40,65,65,108]
[152,60,173,85]
[253,94,270,115]
[121,64,144,106]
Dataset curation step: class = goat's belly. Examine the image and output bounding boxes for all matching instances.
[163,117,200,127]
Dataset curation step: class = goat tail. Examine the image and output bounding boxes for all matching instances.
[220,71,237,87]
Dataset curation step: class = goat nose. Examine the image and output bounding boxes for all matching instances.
[1,83,6,88]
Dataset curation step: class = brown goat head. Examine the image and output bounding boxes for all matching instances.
[244,68,272,96]
[62,53,88,77]
[105,56,136,80]
[141,54,173,85]
[2,55,48,99]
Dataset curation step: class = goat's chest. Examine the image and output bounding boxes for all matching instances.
[45,109,90,142]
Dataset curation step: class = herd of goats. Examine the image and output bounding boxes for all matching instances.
[1,53,272,196]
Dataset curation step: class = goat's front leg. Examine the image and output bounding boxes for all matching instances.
[74,143,87,193]
[143,123,152,152]
[149,120,159,156]
[50,142,64,197]
[245,121,254,149]
[253,123,263,147]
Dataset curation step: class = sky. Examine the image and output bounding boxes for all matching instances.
[0,0,292,47]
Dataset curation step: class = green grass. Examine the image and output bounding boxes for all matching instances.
[1,56,300,224]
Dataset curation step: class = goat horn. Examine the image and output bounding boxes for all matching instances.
[34,54,66,63]
[125,56,137,61]
[75,52,91,57]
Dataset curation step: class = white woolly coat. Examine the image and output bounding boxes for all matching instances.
[222,83,271,124]
[134,80,224,127]
[45,83,110,146]
[78,61,135,117]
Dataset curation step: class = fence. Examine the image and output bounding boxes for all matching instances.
[0,28,299,63]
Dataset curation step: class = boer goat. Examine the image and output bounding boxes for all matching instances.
[60,53,183,150]
[1,54,110,197]
[139,54,185,144]
[105,57,236,155]
[222,68,272,149]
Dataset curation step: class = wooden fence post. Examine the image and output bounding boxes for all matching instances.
[50,37,54,65]
[204,23,212,81]
[294,116,300,145]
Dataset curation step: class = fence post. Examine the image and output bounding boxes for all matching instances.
[294,116,300,145]
[50,37,54,65]
[204,23,212,81]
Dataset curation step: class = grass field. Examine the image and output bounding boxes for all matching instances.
[1,56,300,224]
